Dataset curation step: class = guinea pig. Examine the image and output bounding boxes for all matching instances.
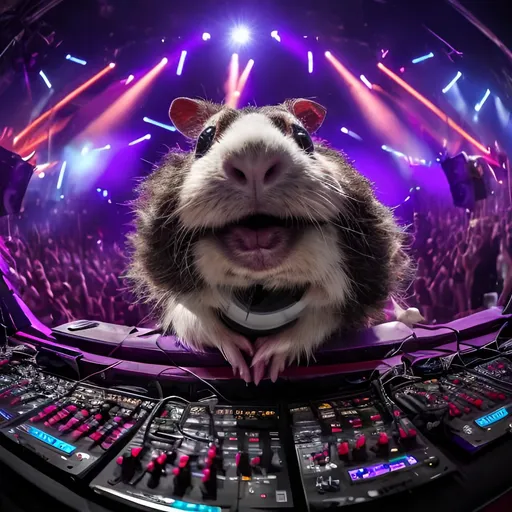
[128,97,412,384]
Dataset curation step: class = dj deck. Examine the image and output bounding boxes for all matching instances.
[2,298,512,511]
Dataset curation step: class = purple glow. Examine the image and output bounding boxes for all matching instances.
[381,49,389,59]
[125,74,134,85]
[160,57,168,66]
[308,51,313,73]
[176,50,187,76]
[102,190,108,197]
[202,32,211,41]
[360,75,372,89]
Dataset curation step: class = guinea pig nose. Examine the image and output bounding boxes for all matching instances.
[224,160,282,188]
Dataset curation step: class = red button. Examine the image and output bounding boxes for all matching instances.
[202,468,211,482]
[337,442,349,455]
[355,435,366,449]
[131,446,143,458]
[172,467,180,476]
[116,456,123,465]
[378,432,389,445]
[156,454,167,465]
[147,461,155,472]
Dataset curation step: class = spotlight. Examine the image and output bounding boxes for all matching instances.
[97,188,102,193]
[102,190,108,197]
[202,32,211,41]
[160,57,168,66]
[341,127,349,134]
[128,134,151,146]
[109,62,116,68]
[308,51,313,74]
[271,30,281,42]
[39,70,52,89]
[66,54,87,65]
[125,74,134,85]
[475,89,491,112]
[231,26,250,44]
[95,144,111,152]
[143,117,176,131]
[60,195,64,199]
[411,52,434,64]
[442,71,462,93]
[108,199,112,204]
[81,146,90,156]
[56,161,67,190]
[176,50,187,76]
[38,171,45,179]
[325,51,331,58]
[381,145,388,151]
[359,75,372,89]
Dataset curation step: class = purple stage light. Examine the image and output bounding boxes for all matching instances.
[442,71,462,93]
[381,49,389,59]
[412,52,434,64]
[39,70,52,89]
[81,146,90,156]
[38,171,45,179]
[325,51,332,58]
[308,51,313,73]
[475,89,491,112]
[97,188,102,193]
[176,50,187,76]
[202,32,211,41]
[271,30,281,42]
[56,161,67,190]
[125,74,134,85]
[341,127,348,134]
[102,190,108,197]
[128,134,151,146]
[66,54,87,66]
[360,75,372,89]
[160,57,168,66]
[231,26,250,44]
[60,195,64,199]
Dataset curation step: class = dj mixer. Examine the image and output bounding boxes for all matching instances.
[290,388,454,509]
[5,343,512,510]
[391,357,512,453]
[0,358,74,426]
[1,378,156,477]
[91,401,294,511]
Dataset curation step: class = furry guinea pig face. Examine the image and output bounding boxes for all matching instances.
[130,98,409,328]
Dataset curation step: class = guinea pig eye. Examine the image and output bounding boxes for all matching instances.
[195,126,216,158]
[291,124,314,154]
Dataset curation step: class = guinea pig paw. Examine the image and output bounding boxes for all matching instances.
[218,334,253,384]
[251,336,291,385]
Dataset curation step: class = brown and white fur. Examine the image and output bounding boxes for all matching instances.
[128,98,416,384]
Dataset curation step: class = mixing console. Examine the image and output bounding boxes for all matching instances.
[290,389,453,509]
[1,384,156,476]
[392,359,512,452]
[92,401,294,511]
[0,358,74,426]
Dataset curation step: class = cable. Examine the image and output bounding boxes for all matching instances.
[76,360,123,384]
[142,394,189,447]
[154,338,230,403]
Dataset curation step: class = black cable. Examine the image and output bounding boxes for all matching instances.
[141,394,189,448]
[154,338,230,403]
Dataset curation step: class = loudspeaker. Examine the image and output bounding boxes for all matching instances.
[441,152,498,210]
[0,146,34,217]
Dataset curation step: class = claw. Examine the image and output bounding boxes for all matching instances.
[222,338,252,383]
[252,360,268,386]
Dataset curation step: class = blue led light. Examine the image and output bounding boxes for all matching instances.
[0,409,13,420]
[475,407,509,428]
[171,501,221,511]
[27,426,76,454]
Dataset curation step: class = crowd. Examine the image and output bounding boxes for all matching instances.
[1,195,151,328]
[0,193,510,329]
[409,199,512,323]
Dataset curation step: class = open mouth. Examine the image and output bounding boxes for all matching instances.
[214,214,307,271]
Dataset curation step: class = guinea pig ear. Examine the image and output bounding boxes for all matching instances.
[286,98,327,133]
[169,97,222,139]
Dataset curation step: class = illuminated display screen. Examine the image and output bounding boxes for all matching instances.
[233,409,277,421]
[475,407,509,428]
[169,500,220,511]
[26,426,76,454]
[348,455,418,482]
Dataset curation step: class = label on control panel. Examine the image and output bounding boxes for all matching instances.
[475,407,509,428]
